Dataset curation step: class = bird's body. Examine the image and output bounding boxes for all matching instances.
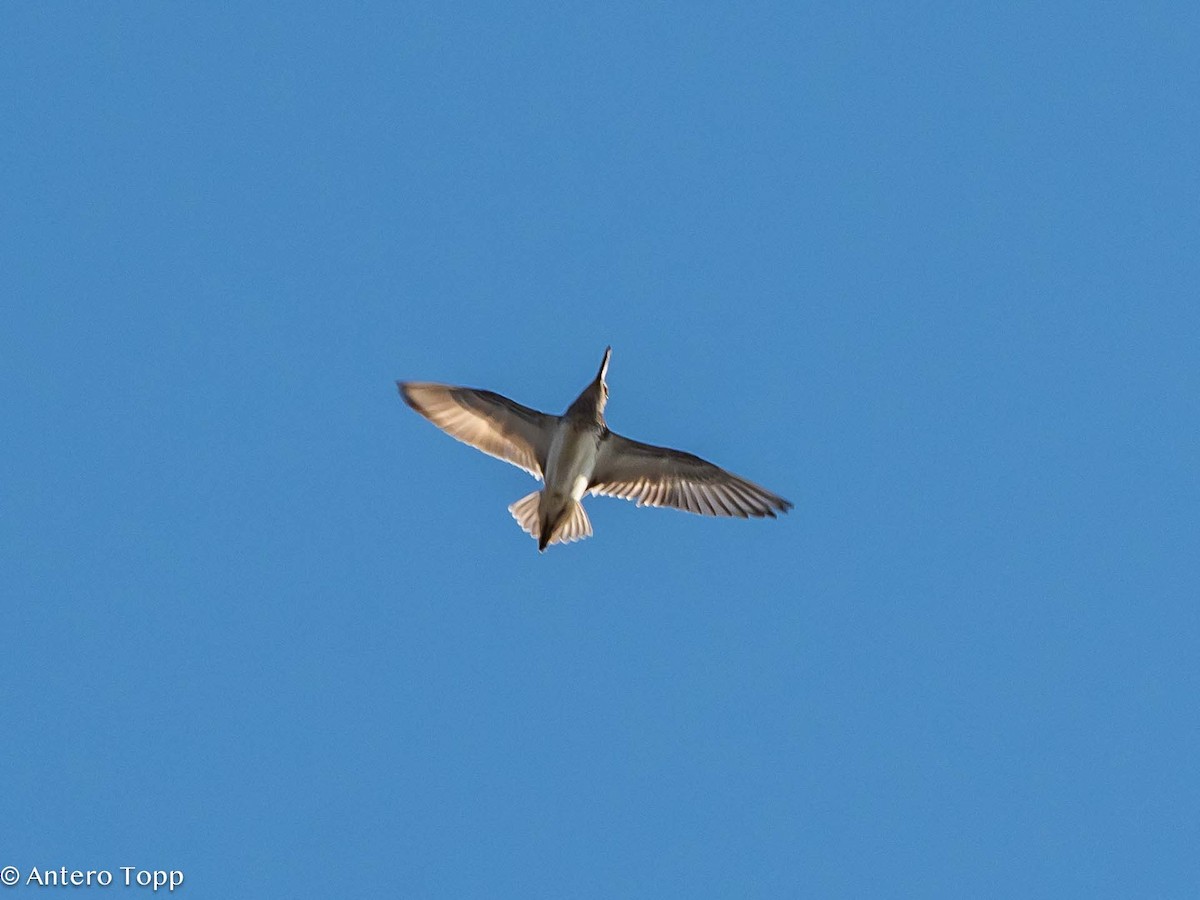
[397,347,791,551]
[539,420,602,548]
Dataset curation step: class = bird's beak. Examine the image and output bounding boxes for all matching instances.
[597,346,611,383]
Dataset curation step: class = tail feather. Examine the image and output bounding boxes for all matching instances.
[550,500,592,546]
[508,490,542,539]
[509,491,594,550]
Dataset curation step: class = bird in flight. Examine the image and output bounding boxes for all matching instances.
[397,347,792,551]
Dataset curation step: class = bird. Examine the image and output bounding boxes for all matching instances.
[397,347,792,551]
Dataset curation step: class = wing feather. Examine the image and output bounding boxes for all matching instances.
[398,382,555,479]
[589,432,792,518]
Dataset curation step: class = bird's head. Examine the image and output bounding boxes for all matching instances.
[566,346,612,424]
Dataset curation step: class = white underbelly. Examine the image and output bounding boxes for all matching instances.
[545,425,598,499]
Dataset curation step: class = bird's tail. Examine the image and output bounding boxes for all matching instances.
[508,490,542,539]
[508,491,593,550]
[549,500,592,547]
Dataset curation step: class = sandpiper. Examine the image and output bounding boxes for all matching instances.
[397,347,792,551]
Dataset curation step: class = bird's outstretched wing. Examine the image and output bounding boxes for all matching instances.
[589,432,792,517]
[398,382,557,480]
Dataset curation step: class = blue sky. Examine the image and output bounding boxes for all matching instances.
[2,3,1197,897]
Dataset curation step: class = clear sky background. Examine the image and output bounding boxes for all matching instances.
[2,4,1197,898]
